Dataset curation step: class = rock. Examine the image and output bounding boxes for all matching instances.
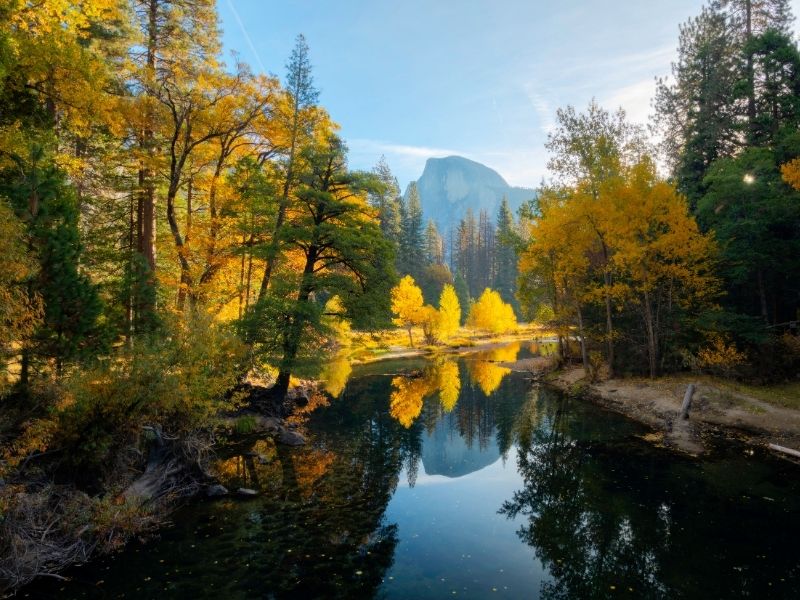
[236,487,258,497]
[278,429,306,446]
[206,484,229,498]
[257,454,272,465]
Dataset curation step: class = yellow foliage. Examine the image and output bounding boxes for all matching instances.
[697,334,746,376]
[467,289,517,334]
[436,359,461,412]
[391,275,425,346]
[781,158,800,191]
[418,305,441,344]
[389,375,429,428]
[437,284,461,340]
[465,343,519,395]
[320,352,352,398]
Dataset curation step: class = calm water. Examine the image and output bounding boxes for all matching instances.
[25,343,800,599]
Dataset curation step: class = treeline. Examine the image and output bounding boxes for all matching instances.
[520,0,800,381]
[368,160,521,319]
[0,1,398,588]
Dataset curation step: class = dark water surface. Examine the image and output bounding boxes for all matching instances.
[24,344,800,599]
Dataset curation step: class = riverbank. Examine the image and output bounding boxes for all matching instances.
[348,324,553,365]
[543,365,800,457]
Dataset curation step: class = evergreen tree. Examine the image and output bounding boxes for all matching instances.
[494,198,519,313]
[401,182,425,279]
[370,156,403,245]
[1,148,105,381]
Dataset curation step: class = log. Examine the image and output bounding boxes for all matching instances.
[679,384,696,420]
[768,443,800,459]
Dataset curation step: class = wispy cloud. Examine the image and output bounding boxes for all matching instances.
[348,139,469,160]
[226,0,267,75]
[522,85,556,136]
[600,77,658,125]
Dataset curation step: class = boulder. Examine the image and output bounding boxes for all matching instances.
[205,484,229,498]
[278,428,306,447]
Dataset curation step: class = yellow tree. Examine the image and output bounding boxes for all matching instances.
[467,289,517,334]
[437,283,461,340]
[519,186,596,372]
[391,275,424,346]
[611,159,718,377]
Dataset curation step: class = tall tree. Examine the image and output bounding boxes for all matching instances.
[257,34,320,301]
[400,182,425,279]
[252,136,394,398]
[494,198,518,312]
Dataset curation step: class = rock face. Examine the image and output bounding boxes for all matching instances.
[413,156,536,232]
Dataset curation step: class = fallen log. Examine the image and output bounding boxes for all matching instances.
[768,443,800,460]
[679,384,696,420]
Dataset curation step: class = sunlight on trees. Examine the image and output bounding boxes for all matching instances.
[467,289,517,334]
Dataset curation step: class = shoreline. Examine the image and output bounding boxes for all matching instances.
[538,365,800,458]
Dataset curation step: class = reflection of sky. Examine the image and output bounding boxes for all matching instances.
[383,446,549,599]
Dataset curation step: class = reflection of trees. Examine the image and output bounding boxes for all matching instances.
[210,374,424,599]
[465,342,520,395]
[388,358,461,427]
[321,351,352,398]
[501,386,800,599]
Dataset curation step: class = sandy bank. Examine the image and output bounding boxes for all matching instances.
[547,366,800,458]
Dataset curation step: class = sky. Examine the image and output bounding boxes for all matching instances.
[219,0,800,190]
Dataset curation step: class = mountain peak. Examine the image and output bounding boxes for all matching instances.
[412,156,535,231]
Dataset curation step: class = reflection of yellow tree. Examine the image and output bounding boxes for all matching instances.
[467,343,520,396]
[436,359,460,412]
[321,353,352,398]
[389,358,464,426]
[389,376,431,428]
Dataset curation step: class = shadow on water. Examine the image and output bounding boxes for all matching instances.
[25,342,800,599]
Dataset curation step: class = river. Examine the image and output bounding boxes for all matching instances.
[26,343,800,599]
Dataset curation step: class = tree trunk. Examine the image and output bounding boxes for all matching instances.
[576,303,590,375]
[273,249,317,399]
[643,289,658,379]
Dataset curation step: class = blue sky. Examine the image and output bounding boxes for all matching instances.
[219,0,800,190]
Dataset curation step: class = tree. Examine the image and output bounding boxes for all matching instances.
[545,101,647,376]
[494,197,519,311]
[369,155,402,244]
[653,6,739,206]
[699,148,800,325]
[467,289,517,334]
[612,159,718,377]
[391,275,424,347]
[400,182,425,279]
[438,284,461,340]
[0,200,41,394]
[258,34,322,301]
[256,136,394,399]
[0,149,105,381]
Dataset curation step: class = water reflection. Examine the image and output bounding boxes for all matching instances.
[501,386,800,599]
[26,349,800,599]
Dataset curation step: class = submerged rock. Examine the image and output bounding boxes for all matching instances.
[206,484,229,498]
[278,429,306,446]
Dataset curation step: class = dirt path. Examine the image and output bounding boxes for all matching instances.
[548,367,800,457]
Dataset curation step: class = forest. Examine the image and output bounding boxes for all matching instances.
[0,0,799,594]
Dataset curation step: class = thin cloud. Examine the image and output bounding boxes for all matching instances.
[226,0,267,75]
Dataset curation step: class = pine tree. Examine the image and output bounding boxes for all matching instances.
[258,33,320,301]
[401,182,425,279]
[494,198,519,313]
[370,156,402,245]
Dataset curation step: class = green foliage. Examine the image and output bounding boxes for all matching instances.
[49,316,246,473]
[0,147,107,376]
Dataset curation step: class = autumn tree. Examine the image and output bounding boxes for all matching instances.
[438,284,461,340]
[391,275,424,347]
[467,289,517,334]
